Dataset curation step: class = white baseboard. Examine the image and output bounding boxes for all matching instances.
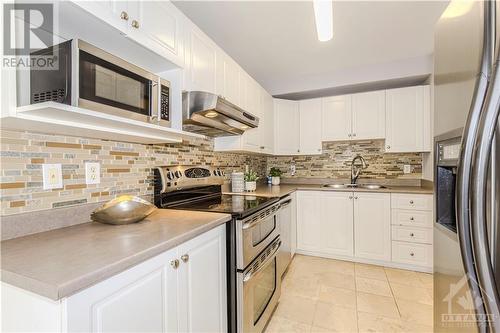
[295,249,433,274]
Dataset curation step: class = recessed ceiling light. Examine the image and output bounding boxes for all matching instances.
[205,111,218,118]
[313,0,333,42]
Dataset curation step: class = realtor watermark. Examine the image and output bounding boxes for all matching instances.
[440,273,497,329]
[2,2,58,70]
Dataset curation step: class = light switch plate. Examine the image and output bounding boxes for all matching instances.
[403,164,411,174]
[85,162,100,185]
[42,164,63,190]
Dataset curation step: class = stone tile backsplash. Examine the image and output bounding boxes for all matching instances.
[0,131,422,216]
[267,140,422,180]
[0,130,266,216]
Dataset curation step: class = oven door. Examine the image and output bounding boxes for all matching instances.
[236,203,280,269]
[77,40,158,122]
[238,237,281,333]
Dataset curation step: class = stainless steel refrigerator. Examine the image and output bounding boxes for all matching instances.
[434,1,500,332]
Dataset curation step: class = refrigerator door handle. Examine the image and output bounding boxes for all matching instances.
[470,10,500,327]
[455,2,495,331]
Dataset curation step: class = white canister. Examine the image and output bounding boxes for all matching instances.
[231,172,245,193]
[271,177,281,186]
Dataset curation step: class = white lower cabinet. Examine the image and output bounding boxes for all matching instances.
[353,193,391,261]
[297,191,354,257]
[296,190,432,272]
[4,225,227,333]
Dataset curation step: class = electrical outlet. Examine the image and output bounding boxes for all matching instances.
[85,162,100,185]
[42,164,63,190]
[404,164,411,174]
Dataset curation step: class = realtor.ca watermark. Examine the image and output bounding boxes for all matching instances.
[2,2,59,70]
[440,273,498,329]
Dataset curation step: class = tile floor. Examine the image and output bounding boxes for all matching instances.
[265,255,433,333]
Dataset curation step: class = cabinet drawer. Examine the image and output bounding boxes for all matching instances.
[392,225,432,244]
[391,194,433,211]
[392,241,432,267]
[391,209,432,228]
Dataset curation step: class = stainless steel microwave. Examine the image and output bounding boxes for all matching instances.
[29,39,170,126]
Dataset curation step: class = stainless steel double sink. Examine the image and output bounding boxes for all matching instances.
[322,183,387,190]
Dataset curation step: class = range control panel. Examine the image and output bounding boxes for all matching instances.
[155,165,225,193]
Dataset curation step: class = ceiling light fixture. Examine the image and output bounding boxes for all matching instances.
[313,0,333,42]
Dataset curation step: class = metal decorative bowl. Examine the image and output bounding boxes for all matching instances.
[91,195,157,225]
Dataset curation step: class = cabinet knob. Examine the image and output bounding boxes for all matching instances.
[181,254,189,263]
[410,252,415,257]
[386,145,391,149]
[170,259,179,269]
[352,133,356,137]
[349,196,353,200]
[260,146,265,149]
[410,233,415,237]
[410,217,414,221]
[318,149,321,152]
[297,149,300,153]
[131,20,140,29]
[120,11,129,21]
[354,196,358,200]
[348,134,352,137]
[409,200,414,204]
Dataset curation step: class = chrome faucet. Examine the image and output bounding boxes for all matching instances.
[351,155,367,185]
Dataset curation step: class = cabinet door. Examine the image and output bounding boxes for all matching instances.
[386,86,430,152]
[128,1,182,62]
[296,191,323,252]
[73,1,128,33]
[216,54,240,106]
[351,90,386,140]
[186,27,217,93]
[274,99,300,155]
[299,99,322,155]
[354,193,391,261]
[260,91,275,154]
[321,192,354,257]
[290,192,297,257]
[66,248,178,333]
[321,95,352,141]
[177,225,227,333]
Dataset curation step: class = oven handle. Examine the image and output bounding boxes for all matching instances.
[279,199,292,208]
[243,240,281,283]
[242,211,277,230]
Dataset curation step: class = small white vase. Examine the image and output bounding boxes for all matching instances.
[271,177,281,186]
[245,181,257,192]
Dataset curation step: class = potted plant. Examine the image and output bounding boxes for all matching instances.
[244,170,259,192]
[269,167,283,186]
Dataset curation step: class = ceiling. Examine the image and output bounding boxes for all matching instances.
[173,1,448,96]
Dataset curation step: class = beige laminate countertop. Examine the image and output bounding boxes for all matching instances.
[223,183,433,198]
[1,209,231,300]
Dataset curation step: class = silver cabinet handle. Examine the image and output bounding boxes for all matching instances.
[386,145,391,149]
[352,133,356,137]
[260,146,265,149]
[297,149,300,153]
[354,196,358,200]
[410,252,414,257]
[131,20,140,29]
[120,11,129,20]
[349,196,353,200]
[170,259,179,269]
[409,200,414,204]
[181,254,189,263]
[348,133,352,137]
[410,217,414,221]
[410,233,415,237]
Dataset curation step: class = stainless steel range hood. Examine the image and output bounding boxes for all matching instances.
[182,91,259,137]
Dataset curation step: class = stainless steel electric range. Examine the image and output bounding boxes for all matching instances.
[154,165,282,333]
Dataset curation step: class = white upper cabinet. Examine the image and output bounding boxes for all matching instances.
[184,27,217,93]
[73,1,184,66]
[274,99,300,155]
[299,99,323,155]
[354,193,391,261]
[322,95,352,141]
[351,90,386,140]
[127,1,183,64]
[385,86,431,153]
[259,90,275,154]
[216,55,241,106]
